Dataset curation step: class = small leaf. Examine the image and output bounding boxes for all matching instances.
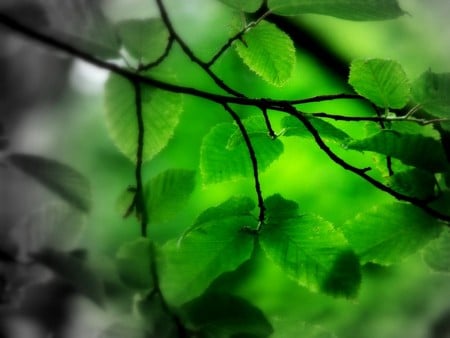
[200,117,283,184]
[281,115,352,144]
[117,19,170,64]
[342,203,443,265]
[411,70,450,118]
[234,20,295,87]
[104,73,183,162]
[268,0,405,21]
[217,0,263,12]
[423,228,450,273]
[260,194,361,297]
[32,249,105,306]
[386,169,436,200]
[181,292,273,337]
[8,153,91,212]
[349,59,410,109]
[145,169,196,224]
[347,130,449,173]
[158,197,255,306]
[115,238,153,290]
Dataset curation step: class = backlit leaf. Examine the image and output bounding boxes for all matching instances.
[234,20,295,87]
[347,130,449,172]
[104,73,183,162]
[268,0,405,21]
[386,169,436,200]
[8,153,91,212]
[217,0,263,12]
[342,203,443,265]
[260,194,361,297]
[423,228,450,273]
[200,117,283,184]
[349,59,410,109]
[411,70,450,118]
[158,197,255,306]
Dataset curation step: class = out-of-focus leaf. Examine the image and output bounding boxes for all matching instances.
[342,203,443,265]
[217,0,263,13]
[423,228,450,273]
[234,20,295,87]
[8,153,91,212]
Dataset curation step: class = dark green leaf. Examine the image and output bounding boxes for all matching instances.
[31,249,105,306]
[347,130,449,172]
[234,21,295,87]
[386,169,436,200]
[349,59,410,109]
[145,169,196,223]
[260,194,361,297]
[342,203,443,265]
[281,115,352,144]
[181,292,273,337]
[200,117,283,184]
[217,0,263,12]
[8,153,91,212]
[104,73,183,162]
[117,19,170,63]
[268,0,405,20]
[411,70,450,118]
[423,228,450,273]
[115,238,153,290]
[158,197,255,306]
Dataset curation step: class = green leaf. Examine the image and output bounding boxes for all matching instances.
[104,73,183,162]
[281,115,352,144]
[234,20,295,87]
[117,19,170,63]
[145,169,196,224]
[347,130,449,172]
[181,292,273,337]
[260,194,361,297]
[217,0,263,12]
[348,59,410,109]
[115,238,153,290]
[158,197,255,306]
[411,70,450,118]
[8,153,91,212]
[342,203,443,265]
[268,0,405,21]
[423,228,450,273]
[200,117,283,184]
[386,169,436,200]
[31,249,105,306]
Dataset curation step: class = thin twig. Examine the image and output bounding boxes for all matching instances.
[286,93,363,105]
[261,107,276,139]
[137,35,175,72]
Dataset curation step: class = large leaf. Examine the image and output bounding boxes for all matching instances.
[347,130,449,173]
[423,228,450,273]
[260,194,361,297]
[348,59,410,109]
[145,169,196,223]
[411,70,450,118]
[181,292,273,337]
[115,238,153,290]
[234,20,295,87]
[8,154,91,212]
[342,203,443,265]
[117,19,170,64]
[158,197,256,306]
[268,0,405,21]
[217,0,263,12]
[386,169,436,200]
[281,115,351,144]
[104,73,183,162]
[200,117,283,184]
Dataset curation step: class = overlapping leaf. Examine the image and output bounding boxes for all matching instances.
[104,73,183,162]
[342,203,443,265]
[268,0,405,21]
[158,197,255,306]
[386,169,436,200]
[423,228,450,273]
[260,194,361,297]
[347,130,449,172]
[200,116,283,184]
[349,59,410,109]
[234,21,295,87]
[217,0,263,12]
